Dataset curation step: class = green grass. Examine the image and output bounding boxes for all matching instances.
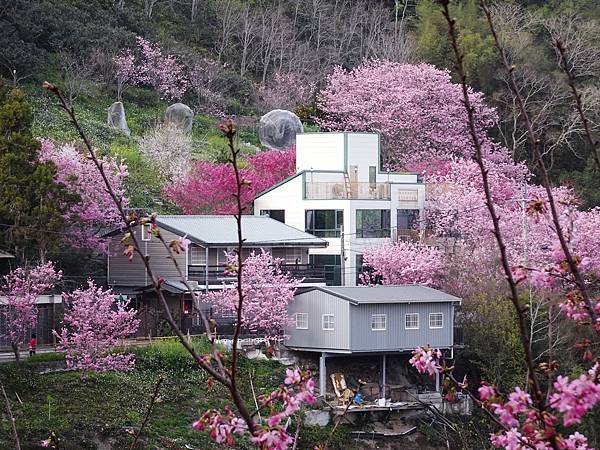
[0,339,349,449]
[27,352,65,364]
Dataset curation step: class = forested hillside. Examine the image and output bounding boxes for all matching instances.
[2,0,599,208]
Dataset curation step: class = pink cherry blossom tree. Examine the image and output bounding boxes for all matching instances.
[203,250,300,336]
[165,148,295,214]
[54,281,140,372]
[113,49,135,101]
[407,3,600,449]
[38,139,128,253]
[0,262,62,362]
[361,241,445,287]
[317,60,498,170]
[114,37,188,101]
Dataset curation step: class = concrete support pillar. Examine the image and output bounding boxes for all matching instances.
[319,353,327,396]
[381,354,387,397]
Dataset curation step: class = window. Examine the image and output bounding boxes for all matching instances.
[371,314,387,331]
[141,224,151,241]
[190,246,206,265]
[284,248,303,264]
[295,313,308,329]
[369,166,377,186]
[309,255,342,286]
[356,209,391,238]
[322,314,334,330]
[405,313,419,330]
[305,210,344,237]
[260,209,285,223]
[429,313,443,329]
[216,248,230,265]
[397,209,420,230]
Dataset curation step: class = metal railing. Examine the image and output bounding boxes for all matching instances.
[391,228,438,244]
[305,182,390,200]
[187,264,326,285]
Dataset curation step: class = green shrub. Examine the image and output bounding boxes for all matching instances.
[133,338,215,374]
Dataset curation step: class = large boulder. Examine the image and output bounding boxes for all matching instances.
[258,109,304,150]
[165,103,194,133]
[107,102,130,136]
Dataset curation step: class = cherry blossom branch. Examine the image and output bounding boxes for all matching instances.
[1,382,21,450]
[552,39,600,175]
[130,376,164,450]
[42,82,228,383]
[480,0,597,328]
[220,120,257,435]
[438,1,548,420]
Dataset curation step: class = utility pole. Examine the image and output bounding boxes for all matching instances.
[340,225,345,286]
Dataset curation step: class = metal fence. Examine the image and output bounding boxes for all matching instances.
[0,303,63,349]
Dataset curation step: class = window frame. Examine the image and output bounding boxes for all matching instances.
[405,313,419,330]
[371,314,387,331]
[305,209,344,237]
[355,209,391,238]
[396,209,420,230]
[141,224,151,241]
[429,312,444,329]
[295,312,308,330]
[322,314,335,331]
[285,247,303,265]
[189,246,207,266]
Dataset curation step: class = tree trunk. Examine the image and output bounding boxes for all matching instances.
[11,342,20,363]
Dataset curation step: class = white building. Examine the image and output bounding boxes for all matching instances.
[253,132,425,286]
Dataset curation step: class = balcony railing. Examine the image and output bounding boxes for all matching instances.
[188,264,326,285]
[391,228,439,244]
[305,182,390,200]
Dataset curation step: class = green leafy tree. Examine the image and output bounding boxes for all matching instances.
[0,82,74,261]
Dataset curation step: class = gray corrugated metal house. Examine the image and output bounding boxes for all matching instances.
[285,285,461,394]
[108,215,328,290]
[106,215,328,336]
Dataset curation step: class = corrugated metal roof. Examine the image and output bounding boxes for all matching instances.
[155,215,327,247]
[313,285,461,304]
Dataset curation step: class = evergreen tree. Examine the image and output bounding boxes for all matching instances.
[0,81,74,262]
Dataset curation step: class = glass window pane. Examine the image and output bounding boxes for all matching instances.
[337,210,344,227]
[305,210,314,230]
[369,166,377,185]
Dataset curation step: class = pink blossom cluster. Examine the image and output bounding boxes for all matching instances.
[409,346,441,376]
[39,139,129,253]
[550,364,600,426]
[193,406,248,446]
[165,148,295,214]
[317,60,498,168]
[361,241,444,287]
[114,37,188,101]
[54,281,140,371]
[202,250,300,336]
[113,50,135,101]
[0,262,62,349]
[193,368,315,450]
[476,372,600,449]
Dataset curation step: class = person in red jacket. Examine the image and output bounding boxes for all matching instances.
[28,333,37,357]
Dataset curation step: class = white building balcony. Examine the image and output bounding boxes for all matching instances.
[305,181,391,200]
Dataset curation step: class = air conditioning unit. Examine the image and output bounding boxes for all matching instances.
[187,280,199,291]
